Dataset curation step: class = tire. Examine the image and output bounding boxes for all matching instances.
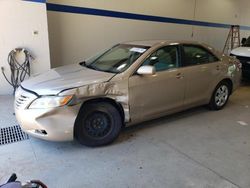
[209,81,230,110]
[75,102,122,147]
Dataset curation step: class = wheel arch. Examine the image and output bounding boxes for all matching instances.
[219,78,233,95]
[208,78,233,110]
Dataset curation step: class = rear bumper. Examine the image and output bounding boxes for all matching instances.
[233,71,242,92]
[15,104,81,142]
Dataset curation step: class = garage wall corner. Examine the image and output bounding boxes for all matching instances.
[0,0,51,95]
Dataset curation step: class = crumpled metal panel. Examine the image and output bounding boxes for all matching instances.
[59,80,130,122]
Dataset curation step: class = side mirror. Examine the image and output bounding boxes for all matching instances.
[137,65,156,75]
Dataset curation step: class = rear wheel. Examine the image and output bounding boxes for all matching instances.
[209,81,230,110]
[75,102,122,147]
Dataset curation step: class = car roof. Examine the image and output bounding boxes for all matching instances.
[122,40,222,57]
[123,40,204,47]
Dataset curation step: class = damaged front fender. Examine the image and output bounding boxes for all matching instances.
[58,81,130,122]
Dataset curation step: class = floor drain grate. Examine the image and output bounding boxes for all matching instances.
[0,125,29,145]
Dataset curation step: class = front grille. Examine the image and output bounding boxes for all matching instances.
[15,87,37,110]
[0,125,29,145]
[15,94,29,108]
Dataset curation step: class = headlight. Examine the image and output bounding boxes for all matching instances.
[29,95,73,109]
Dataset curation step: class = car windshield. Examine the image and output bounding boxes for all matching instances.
[83,44,149,73]
[243,37,250,47]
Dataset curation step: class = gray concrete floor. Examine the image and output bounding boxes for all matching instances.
[0,84,250,188]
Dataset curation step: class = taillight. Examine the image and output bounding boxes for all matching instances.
[231,56,242,69]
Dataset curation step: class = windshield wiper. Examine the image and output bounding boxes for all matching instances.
[83,62,100,71]
[79,61,86,66]
[79,61,97,70]
[79,61,117,73]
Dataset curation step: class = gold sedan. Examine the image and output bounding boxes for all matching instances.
[15,40,242,146]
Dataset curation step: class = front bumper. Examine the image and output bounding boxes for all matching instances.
[15,87,81,141]
[15,106,81,141]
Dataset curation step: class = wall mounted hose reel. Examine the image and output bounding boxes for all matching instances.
[1,48,34,94]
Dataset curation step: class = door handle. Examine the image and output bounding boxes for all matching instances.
[216,65,220,70]
[201,66,207,71]
[176,73,184,79]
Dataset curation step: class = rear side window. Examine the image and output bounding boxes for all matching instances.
[142,46,179,72]
[183,45,219,66]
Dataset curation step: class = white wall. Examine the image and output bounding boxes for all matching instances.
[239,0,250,38]
[1,0,250,94]
[47,0,250,68]
[0,0,51,95]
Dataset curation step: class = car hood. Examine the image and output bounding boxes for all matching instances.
[21,63,116,95]
[231,47,250,57]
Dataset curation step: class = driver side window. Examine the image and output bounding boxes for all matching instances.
[142,46,179,72]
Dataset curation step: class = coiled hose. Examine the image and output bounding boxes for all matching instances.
[1,48,34,94]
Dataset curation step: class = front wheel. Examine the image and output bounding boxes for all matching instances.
[75,102,122,147]
[209,81,230,110]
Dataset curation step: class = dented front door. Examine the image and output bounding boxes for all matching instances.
[128,69,186,123]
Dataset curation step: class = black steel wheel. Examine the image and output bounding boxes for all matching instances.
[75,102,122,147]
[84,111,112,138]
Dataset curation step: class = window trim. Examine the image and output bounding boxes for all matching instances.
[132,44,181,75]
[180,44,220,67]
[85,44,150,74]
